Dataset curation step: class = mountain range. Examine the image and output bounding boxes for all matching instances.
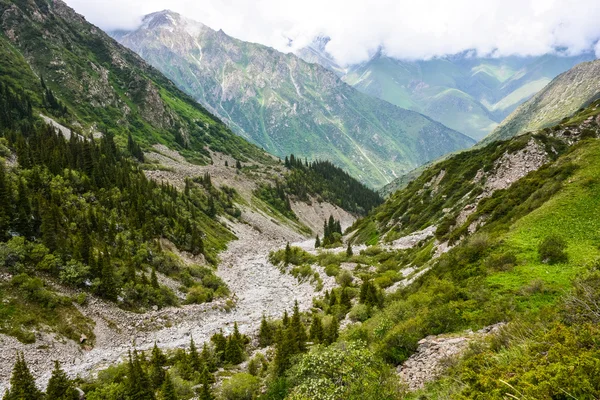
[111,11,475,188]
[2,0,600,398]
[332,49,595,140]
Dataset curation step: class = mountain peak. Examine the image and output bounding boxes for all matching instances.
[140,9,206,35]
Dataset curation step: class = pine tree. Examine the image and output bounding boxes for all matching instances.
[272,328,291,376]
[309,314,324,344]
[201,343,216,372]
[126,350,155,400]
[149,343,166,389]
[339,288,351,311]
[150,267,159,289]
[196,367,214,400]
[189,337,202,372]
[315,235,321,248]
[325,317,339,345]
[210,331,227,364]
[4,352,43,400]
[160,376,176,400]
[258,315,273,347]
[346,242,353,257]
[282,310,289,328]
[290,301,307,352]
[46,360,76,400]
[235,160,242,169]
[284,242,291,265]
[224,336,244,365]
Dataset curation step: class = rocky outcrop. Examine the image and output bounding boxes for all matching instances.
[398,323,505,390]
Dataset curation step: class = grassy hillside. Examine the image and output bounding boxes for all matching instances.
[485,59,600,144]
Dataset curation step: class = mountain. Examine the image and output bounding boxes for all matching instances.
[484,59,600,144]
[336,51,595,140]
[293,35,347,76]
[111,11,474,188]
[0,0,384,389]
[343,99,600,397]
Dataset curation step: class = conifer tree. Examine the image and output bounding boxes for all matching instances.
[290,301,307,352]
[224,336,244,365]
[325,317,339,345]
[284,242,291,265]
[272,328,292,376]
[196,367,214,400]
[160,376,176,400]
[126,350,155,400]
[282,310,289,328]
[309,314,324,344]
[189,337,202,372]
[210,331,227,363]
[4,352,42,400]
[199,364,215,384]
[150,267,159,289]
[340,288,352,311]
[46,360,76,400]
[258,315,273,347]
[201,343,216,372]
[346,242,353,257]
[149,343,166,389]
[315,235,321,248]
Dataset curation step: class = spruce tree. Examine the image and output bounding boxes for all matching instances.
[315,235,321,248]
[309,314,324,344]
[196,367,214,400]
[126,350,155,400]
[189,337,202,372]
[150,267,159,289]
[325,317,339,345]
[258,315,273,347]
[339,288,352,311]
[224,336,244,365]
[210,331,227,364]
[346,242,353,257]
[149,343,166,389]
[4,352,42,400]
[160,376,176,400]
[284,242,291,265]
[282,310,289,328]
[46,360,76,400]
[290,301,307,352]
[201,343,216,372]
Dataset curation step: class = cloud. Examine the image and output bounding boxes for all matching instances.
[65,0,600,65]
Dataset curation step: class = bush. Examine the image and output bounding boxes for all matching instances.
[348,303,370,322]
[538,235,568,264]
[220,373,260,400]
[185,285,213,304]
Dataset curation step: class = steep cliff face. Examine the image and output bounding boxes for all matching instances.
[484,59,600,144]
[113,11,474,187]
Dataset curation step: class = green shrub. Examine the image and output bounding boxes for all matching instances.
[220,373,260,400]
[538,234,568,264]
[348,304,370,322]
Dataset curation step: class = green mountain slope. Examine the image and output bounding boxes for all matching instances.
[0,0,383,349]
[112,11,474,188]
[484,59,600,144]
[0,0,266,164]
[341,52,594,140]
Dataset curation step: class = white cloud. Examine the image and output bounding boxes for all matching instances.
[65,0,600,65]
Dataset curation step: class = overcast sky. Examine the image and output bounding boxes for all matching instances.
[65,0,600,65]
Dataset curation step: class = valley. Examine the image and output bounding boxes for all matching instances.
[1,0,600,399]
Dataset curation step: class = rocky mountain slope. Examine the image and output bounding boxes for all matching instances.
[484,59,600,144]
[338,52,594,140]
[112,11,474,188]
[0,0,381,394]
